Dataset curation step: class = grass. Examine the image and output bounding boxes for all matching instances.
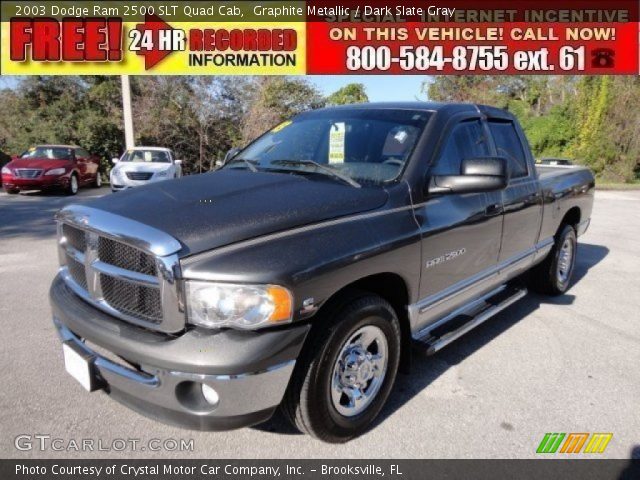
[596,180,640,190]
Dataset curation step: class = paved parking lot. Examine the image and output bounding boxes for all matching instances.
[0,187,638,459]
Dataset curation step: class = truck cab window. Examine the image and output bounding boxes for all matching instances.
[431,119,489,175]
[488,121,528,178]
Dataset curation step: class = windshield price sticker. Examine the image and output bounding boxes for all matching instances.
[329,123,346,164]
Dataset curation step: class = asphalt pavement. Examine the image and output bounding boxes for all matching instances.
[0,187,638,459]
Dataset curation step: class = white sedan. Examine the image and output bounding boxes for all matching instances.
[110,147,182,192]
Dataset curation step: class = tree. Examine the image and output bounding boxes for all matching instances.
[241,77,325,142]
[326,83,368,105]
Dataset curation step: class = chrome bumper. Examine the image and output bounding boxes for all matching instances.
[54,319,295,429]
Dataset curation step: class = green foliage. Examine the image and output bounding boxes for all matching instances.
[241,77,325,142]
[326,83,369,105]
[426,75,640,182]
[0,76,324,176]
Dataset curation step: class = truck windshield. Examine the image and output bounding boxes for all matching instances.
[21,147,73,160]
[120,150,171,163]
[226,109,432,185]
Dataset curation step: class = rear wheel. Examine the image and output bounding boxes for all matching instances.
[5,188,19,195]
[529,224,577,295]
[281,292,401,443]
[93,172,102,188]
[66,174,79,196]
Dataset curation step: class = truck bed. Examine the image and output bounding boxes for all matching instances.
[535,164,591,181]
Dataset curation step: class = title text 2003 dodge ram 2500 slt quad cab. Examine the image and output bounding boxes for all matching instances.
[50,103,594,443]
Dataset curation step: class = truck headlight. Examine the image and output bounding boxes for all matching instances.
[44,167,66,176]
[1,166,12,175]
[185,281,293,330]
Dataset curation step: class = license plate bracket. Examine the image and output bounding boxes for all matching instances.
[62,341,102,392]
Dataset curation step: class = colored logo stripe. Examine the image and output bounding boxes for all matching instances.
[560,433,589,453]
[537,433,613,454]
[537,433,566,453]
[584,433,613,453]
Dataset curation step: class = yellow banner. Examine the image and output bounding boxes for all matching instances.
[1,20,306,75]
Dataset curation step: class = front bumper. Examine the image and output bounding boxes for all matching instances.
[3,174,69,190]
[110,173,170,190]
[50,274,310,430]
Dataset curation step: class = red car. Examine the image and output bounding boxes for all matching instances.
[2,145,102,195]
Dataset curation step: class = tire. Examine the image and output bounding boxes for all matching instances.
[281,291,401,443]
[529,224,577,295]
[5,188,19,195]
[93,172,102,188]
[67,174,79,196]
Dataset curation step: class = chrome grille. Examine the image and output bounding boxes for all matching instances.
[56,210,184,333]
[66,255,87,289]
[63,224,86,252]
[126,171,153,181]
[15,168,43,178]
[100,275,162,323]
[99,237,156,276]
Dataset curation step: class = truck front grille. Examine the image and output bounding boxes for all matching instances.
[100,275,162,323]
[15,168,43,178]
[126,172,153,181]
[98,237,157,276]
[66,255,87,290]
[63,224,86,252]
[57,223,176,330]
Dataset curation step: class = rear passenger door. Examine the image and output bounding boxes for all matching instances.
[487,120,543,263]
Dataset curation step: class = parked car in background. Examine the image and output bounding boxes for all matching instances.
[110,147,182,192]
[2,145,101,195]
[538,158,573,166]
[0,150,11,186]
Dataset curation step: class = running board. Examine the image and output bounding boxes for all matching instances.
[414,284,527,355]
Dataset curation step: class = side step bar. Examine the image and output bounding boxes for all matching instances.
[414,284,527,355]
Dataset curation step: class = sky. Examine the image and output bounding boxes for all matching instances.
[309,75,428,102]
[1,75,430,102]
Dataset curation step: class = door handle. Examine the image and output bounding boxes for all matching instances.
[485,204,503,216]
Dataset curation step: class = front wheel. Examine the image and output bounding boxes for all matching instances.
[66,174,79,196]
[530,224,577,295]
[281,292,401,443]
[93,172,102,188]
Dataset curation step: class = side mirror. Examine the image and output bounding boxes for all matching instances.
[111,157,119,164]
[174,159,182,165]
[224,147,242,163]
[428,157,509,194]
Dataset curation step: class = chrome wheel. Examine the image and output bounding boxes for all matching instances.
[557,238,573,283]
[331,325,388,417]
[96,174,102,187]
[70,175,78,194]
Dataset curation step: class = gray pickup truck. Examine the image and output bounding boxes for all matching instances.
[50,102,594,443]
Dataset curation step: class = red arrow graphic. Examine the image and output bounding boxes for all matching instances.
[133,14,175,70]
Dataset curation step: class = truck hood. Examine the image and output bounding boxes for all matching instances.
[8,158,71,170]
[85,169,389,256]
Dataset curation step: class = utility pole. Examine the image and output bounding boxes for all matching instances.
[120,75,135,149]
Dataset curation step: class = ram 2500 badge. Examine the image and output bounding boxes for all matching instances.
[50,103,594,443]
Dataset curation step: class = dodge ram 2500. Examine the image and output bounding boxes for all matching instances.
[50,102,594,443]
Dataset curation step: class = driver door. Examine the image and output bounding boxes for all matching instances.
[412,116,504,332]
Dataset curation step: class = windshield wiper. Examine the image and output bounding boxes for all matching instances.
[225,157,258,172]
[271,160,361,189]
